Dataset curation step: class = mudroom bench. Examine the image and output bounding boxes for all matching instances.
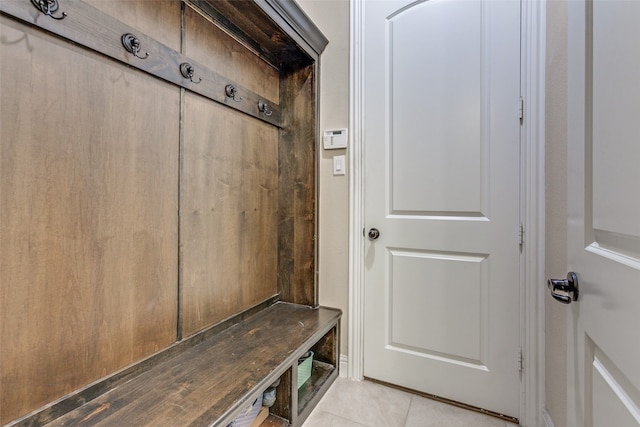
[36,303,341,427]
[1,0,333,425]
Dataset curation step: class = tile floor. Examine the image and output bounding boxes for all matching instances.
[302,378,516,427]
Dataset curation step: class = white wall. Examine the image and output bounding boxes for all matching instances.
[296,0,351,357]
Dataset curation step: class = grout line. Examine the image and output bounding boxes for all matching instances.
[402,395,414,427]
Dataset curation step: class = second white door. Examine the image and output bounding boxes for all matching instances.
[363,0,522,418]
[566,1,640,425]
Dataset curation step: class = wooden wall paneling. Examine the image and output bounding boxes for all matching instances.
[188,0,323,70]
[188,0,284,68]
[311,326,337,366]
[0,0,282,127]
[180,94,279,337]
[83,0,182,52]
[183,3,280,103]
[1,0,325,423]
[278,64,317,306]
[0,18,180,424]
[0,0,181,84]
[179,2,281,337]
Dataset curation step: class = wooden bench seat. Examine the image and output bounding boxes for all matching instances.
[43,303,341,427]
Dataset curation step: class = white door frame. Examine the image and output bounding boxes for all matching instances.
[347,1,547,426]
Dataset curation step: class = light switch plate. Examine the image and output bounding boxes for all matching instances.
[333,155,346,175]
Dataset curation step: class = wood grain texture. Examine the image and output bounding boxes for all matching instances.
[191,0,327,69]
[311,326,337,365]
[1,0,322,423]
[0,17,179,424]
[271,368,293,422]
[4,297,280,427]
[184,3,280,104]
[44,303,341,427]
[83,0,182,52]
[295,360,338,426]
[278,65,317,305]
[0,0,282,127]
[260,415,290,427]
[190,0,283,66]
[180,93,279,337]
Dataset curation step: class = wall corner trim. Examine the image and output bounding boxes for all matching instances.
[339,354,349,378]
[347,0,365,382]
[520,0,547,426]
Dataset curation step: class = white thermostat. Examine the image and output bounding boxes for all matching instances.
[323,128,348,150]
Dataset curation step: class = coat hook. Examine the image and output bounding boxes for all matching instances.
[31,0,67,20]
[258,100,273,116]
[180,62,201,84]
[121,33,149,59]
[225,84,242,102]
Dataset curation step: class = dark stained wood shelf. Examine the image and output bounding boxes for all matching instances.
[297,361,336,415]
[44,303,341,427]
[261,415,290,427]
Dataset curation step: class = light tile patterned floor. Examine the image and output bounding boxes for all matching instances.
[302,378,515,427]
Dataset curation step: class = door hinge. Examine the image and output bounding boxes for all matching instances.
[518,348,524,373]
[519,96,524,121]
[519,223,525,248]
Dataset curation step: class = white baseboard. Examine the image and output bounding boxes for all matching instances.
[542,408,555,427]
[339,354,348,378]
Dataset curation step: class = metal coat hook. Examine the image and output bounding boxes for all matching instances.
[180,62,201,84]
[225,84,242,102]
[121,33,149,59]
[258,100,273,116]
[32,0,67,20]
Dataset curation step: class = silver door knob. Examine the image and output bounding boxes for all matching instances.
[547,272,579,304]
[368,228,380,240]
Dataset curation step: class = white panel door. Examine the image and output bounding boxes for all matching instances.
[363,0,522,419]
[566,1,640,426]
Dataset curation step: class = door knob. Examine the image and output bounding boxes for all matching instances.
[368,228,380,240]
[547,272,579,304]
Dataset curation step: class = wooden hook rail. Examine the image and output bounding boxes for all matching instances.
[1,0,282,127]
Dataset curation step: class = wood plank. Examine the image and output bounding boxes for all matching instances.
[295,361,339,426]
[191,0,328,66]
[4,297,280,427]
[184,3,280,103]
[271,367,293,422]
[297,361,337,417]
[180,94,279,337]
[188,0,315,70]
[1,0,325,423]
[260,415,289,427]
[83,0,182,52]
[260,415,290,427]
[311,326,338,365]
[278,65,317,305]
[0,17,179,424]
[44,303,341,427]
[0,0,282,126]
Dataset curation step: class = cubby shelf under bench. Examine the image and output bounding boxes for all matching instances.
[41,303,340,427]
